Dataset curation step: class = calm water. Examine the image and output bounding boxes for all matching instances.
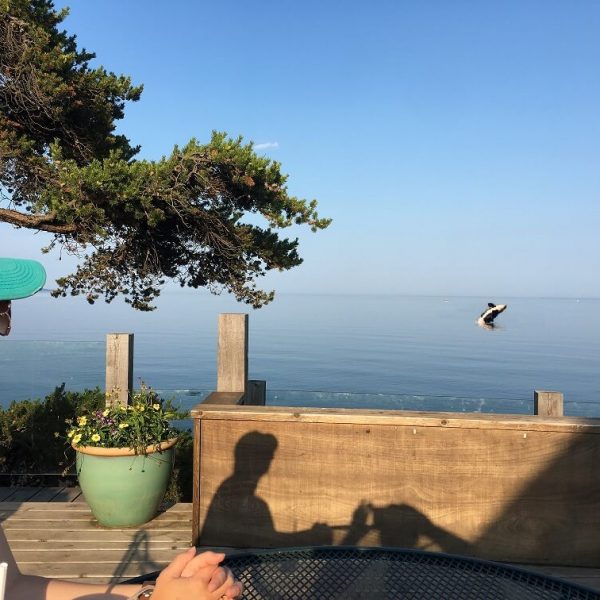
[1,293,599,417]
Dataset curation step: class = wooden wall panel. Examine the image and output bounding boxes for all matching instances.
[196,416,600,566]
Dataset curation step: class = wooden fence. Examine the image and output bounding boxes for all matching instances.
[106,314,600,567]
[191,399,600,567]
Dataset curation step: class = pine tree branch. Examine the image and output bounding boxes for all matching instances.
[0,207,77,233]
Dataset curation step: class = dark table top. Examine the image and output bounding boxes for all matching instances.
[219,547,600,600]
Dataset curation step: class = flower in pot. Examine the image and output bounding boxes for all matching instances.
[68,384,181,528]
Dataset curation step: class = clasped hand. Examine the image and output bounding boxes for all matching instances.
[150,548,243,600]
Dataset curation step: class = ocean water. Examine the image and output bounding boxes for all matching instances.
[1,293,599,417]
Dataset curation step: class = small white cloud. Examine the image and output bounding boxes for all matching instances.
[254,141,279,151]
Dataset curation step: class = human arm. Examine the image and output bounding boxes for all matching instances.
[1,524,241,599]
[1,523,140,598]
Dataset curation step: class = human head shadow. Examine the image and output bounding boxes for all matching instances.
[199,431,332,548]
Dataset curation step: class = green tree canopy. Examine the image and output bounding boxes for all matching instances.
[0,0,330,309]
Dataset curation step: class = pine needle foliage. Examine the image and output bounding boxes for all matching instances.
[0,1,330,309]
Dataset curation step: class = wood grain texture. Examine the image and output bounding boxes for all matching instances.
[105,333,133,406]
[195,416,600,566]
[217,314,248,393]
[534,390,564,417]
[192,418,202,546]
[1,502,192,582]
[192,403,600,433]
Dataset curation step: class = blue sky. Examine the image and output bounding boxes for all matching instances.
[3,0,600,302]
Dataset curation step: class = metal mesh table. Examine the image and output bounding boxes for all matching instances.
[219,547,600,600]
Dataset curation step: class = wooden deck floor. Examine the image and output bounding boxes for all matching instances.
[0,484,84,503]
[2,488,600,591]
[1,487,192,583]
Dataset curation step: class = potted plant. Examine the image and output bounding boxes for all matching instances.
[68,384,181,527]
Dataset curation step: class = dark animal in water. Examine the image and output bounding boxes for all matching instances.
[478,302,507,325]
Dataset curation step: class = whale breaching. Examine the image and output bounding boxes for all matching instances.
[478,302,507,326]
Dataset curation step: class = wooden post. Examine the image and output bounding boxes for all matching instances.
[217,314,248,393]
[193,314,248,544]
[192,416,202,546]
[105,333,134,407]
[246,380,267,405]
[534,390,564,417]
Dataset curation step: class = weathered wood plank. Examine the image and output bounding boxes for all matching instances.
[14,549,188,564]
[2,487,81,504]
[1,502,193,582]
[563,578,600,590]
[217,313,248,393]
[105,333,134,407]
[4,530,191,542]
[1,514,95,522]
[0,487,20,501]
[192,417,202,546]
[196,418,600,566]
[3,520,190,531]
[26,487,70,502]
[0,485,82,503]
[49,487,83,502]
[514,564,600,592]
[1,505,190,519]
[0,500,89,509]
[9,540,188,550]
[191,403,600,433]
[534,390,564,417]
[0,487,43,501]
[18,561,172,580]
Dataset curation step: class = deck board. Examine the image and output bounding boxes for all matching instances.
[1,493,599,591]
[0,487,21,501]
[1,496,193,582]
[516,564,600,592]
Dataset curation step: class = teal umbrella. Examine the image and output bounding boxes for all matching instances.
[0,258,46,336]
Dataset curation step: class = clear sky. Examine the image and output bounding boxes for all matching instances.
[3,0,600,302]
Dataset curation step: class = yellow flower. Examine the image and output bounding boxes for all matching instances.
[67,430,74,438]
[102,409,110,417]
[152,404,160,411]
[119,423,129,429]
[72,434,82,445]
[77,416,87,426]
[91,433,101,442]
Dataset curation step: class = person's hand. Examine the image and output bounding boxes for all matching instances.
[350,501,371,527]
[151,547,242,600]
[180,549,243,598]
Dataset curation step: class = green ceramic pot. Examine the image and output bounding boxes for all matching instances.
[74,439,177,527]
